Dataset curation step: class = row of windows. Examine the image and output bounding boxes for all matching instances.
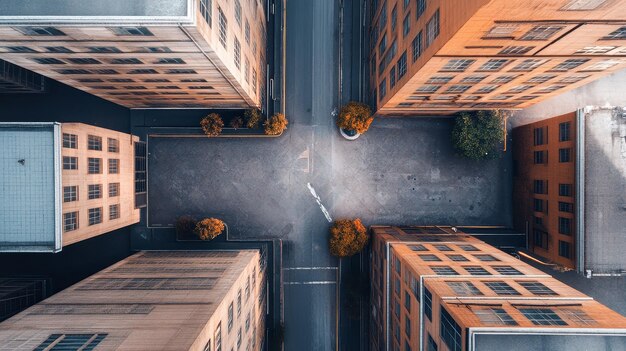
[205,269,259,351]
[62,205,120,232]
[533,230,573,259]
[533,122,572,145]
[484,23,626,41]
[63,183,120,202]
[440,58,619,74]
[533,148,573,164]
[419,253,500,262]
[63,133,119,152]
[63,157,119,174]
[15,26,154,37]
[408,243,479,252]
[446,279,557,297]
[33,57,187,65]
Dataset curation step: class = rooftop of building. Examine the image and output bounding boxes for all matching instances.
[0,0,189,19]
[0,122,60,252]
[0,250,260,350]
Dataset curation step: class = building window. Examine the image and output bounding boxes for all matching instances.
[403,13,411,37]
[550,59,589,72]
[215,323,222,351]
[228,302,234,331]
[35,333,106,350]
[441,59,475,72]
[405,315,411,338]
[397,51,407,79]
[63,186,78,202]
[559,148,572,162]
[559,241,571,258]
[416,0,427,19]
[526,74,556,84]
[88,184,102,200]
[63,212,79,232]
[533,198,545,213]
[416,85,440,93]
[458,245,479,252]
[110,27,152,36]
[520,25,564,40]
[474,85,498,94]
[440,308,462,351]
[519,308,567,326]
[200,0,212,27]
[63,156,78,170]
[427,76,453,84]
[432,244,451,251]
[218,7,228,48]
[88,207,102,226]
[560,0,608,10]
[582,60,621,72]
[474,307,517,325]
[88,158,102,174]
[518,281,557,296]
[391,5,397,31]
[447,281,483,296]
[560,308,597,325]
[425,9,440,47]
[559,217,572,235]
[379,79,387,99]
[234,38,241,69]
[533,150,547,164]
[558,122,572,142]
[390,67,397,89]
[404,290,411,312]
[446,254,469,262]
[492,266,523,275]
[63,133,78,148]
[431,266,459,275]
[409,244,427,251]
[444,85,471,93]
[106,138,119,153]
[484,281,520,295]
[411,31,422,62]
[17,26,65,36]
[108,159,120,174]
[559,202,574,213]
[477,59,510,72]
[506,85,532,93]
[379,33,388,56]
[499,46,534,55]
[419,254,441,262]
[88,135,102,151]
[602,26,626,40]
[109,204,120,220]
[245,21,250,44]
[511,59,549,72]
[575,45,615,54]
[559,183,573,197]
[424,288,432,320]
[234,0,242,26]
[533,179,548,194]
[473,254,499,262]
[534,229,549,249]
[484,24,519,38]
[109,183,120,197]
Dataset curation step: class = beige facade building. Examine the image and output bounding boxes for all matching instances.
[0,122,141,252]
[0,250,267,350]
[370,226,626,351]
[368,0,626,115]
[0,0,266,109]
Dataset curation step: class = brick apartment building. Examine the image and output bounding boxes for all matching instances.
[367,0,626,115]
[370,226,626,351]
[0,122,143,252]
[0,0,266,109]
[513,107,626,276]
[512,112,577,269]
[0,250,267,350]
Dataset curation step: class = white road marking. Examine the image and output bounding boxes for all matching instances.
[284,281,337,285]
[307,183,333,222]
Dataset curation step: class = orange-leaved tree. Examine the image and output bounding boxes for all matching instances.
[245,108,262,129]
[200,113,224,137]
[264,113,288,135]
[329,218,369,257]
[336,101,373,134]
[195,218,225,240]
